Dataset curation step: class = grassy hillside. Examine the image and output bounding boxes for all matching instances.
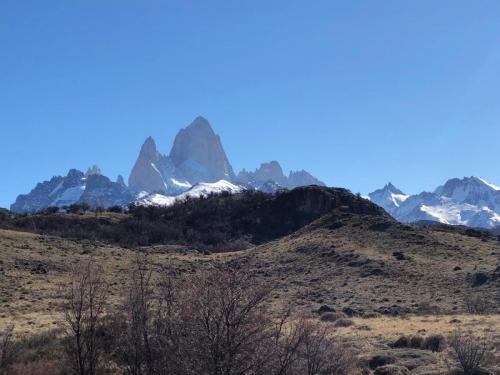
[1,187,499,373]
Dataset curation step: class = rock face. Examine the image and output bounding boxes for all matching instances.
[79,174,134,208]
[128,137,184,194]
[369,177,500,229]
[169,116,235,183]
[237,161,325,192]
[11,168,133,212]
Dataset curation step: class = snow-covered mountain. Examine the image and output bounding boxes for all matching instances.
[11,116,324,212]
[135,180,244,207]
[11,168,133,213]
[368,183,409,212]
[369,177,500,229]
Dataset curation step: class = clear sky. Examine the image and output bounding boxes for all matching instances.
[1,0,500,208]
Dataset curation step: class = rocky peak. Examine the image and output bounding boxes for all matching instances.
[139,136,159,160]
[128,136,174,194]
[85,165,102,177]
[288,170,325,188]
[253,161,286,185]
[369,182,408,213]
[116,175,126,187]
[237,161,325,189]
[169,116,235,183]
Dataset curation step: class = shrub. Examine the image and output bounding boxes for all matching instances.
[464,294,489,314]
[391,335,410,348]
[422,335,444,352]
[107,205,123,213]
[10,329,63,365]
[448,331,491,375]
[334,319,354,327]
[66,203,90,214]
[0,325,14,374]
[409,335,424,349]
[320,312,346,322]
[40,207,59,215]
[362,311,382,319]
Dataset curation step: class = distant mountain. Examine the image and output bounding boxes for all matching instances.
[11,116,324,212]
[369,177,500,229]
[368,183,409,213]
[236,161,325,192]
[11,168,133,213]
[129,116,235,195]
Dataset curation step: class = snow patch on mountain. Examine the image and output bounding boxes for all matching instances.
[135,180,244,207]
[369,177,500,229]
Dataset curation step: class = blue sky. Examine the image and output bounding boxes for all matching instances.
[1,0,500,208]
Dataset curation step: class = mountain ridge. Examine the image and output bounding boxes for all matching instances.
[369,176,500,229]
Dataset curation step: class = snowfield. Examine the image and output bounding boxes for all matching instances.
[135,180,244,207]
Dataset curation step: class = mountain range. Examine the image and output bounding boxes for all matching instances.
[10,116,324,213]
[9,116,500,231]
[368,177,500,229]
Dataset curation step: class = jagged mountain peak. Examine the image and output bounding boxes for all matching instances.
[139,136,160,159]
[85,165,102,177]
[169,117,235,184]
[384,182,402,193]
[372,182,404,195]
[116,175,126,187]
[368,182,409,212]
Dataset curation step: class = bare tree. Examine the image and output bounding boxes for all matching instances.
[62,260,108,375]
[120,255,155,375]
[0,325,14,375]
[178,265,273,375]
[113,263,360,375]
[266,311,306,375]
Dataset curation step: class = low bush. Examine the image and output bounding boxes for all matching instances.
[422,335,444,352]
[320,312,346,322]
[334,319,354,327]
[409,335,423,349]
[464,294,489,314]
[391,335,410,348]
